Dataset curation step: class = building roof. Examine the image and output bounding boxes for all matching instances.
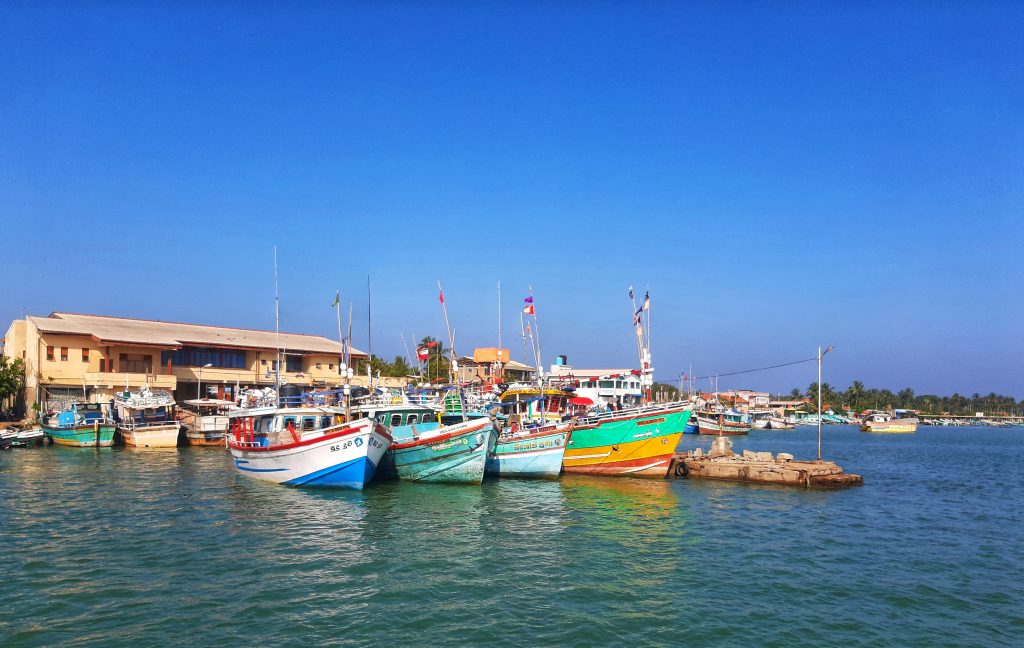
[29,312,367,356]
[550,365,634,379]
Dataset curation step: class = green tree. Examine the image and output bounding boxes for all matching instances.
[0,356,26,416]
[846,380,865,410]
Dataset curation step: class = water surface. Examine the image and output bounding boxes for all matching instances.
[1,425,1021,646]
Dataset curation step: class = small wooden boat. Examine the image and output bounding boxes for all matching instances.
[178,398,235,446]
[41,402,116,447]
[112,387,182,448]
[486,421,571,479]
[389,414,496,483]
[1,427,47,447]
[860,411,918,433]
[227,406,391,489]
[696,409,751,435]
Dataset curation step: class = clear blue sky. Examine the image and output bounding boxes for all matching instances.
[2,2,1021,397]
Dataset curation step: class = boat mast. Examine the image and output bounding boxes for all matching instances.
[497,280,503,384]
[437,281,466,421]
[345,303,353,421]
[367,275,373,390]
[274,245,281,395]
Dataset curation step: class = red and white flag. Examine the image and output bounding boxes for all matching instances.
[523,304,535,315]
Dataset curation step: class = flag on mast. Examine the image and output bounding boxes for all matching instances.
[523,296,534,304]
[438,289,444,304]
[643,291,650,310]
[332,290,340,307]
[523,304,535,315]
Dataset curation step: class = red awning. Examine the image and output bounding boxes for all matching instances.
[569,397,593,406]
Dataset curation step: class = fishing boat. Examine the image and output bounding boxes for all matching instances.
[389,412,497,483]
[750,409,772,429]
[486,419,571,479]
[563,403,690,477]
[178,398,235,446]
[112,387,182,447]
[860,411,918,433]
[766,415,795,430]
[683,417,700,434]
[227,406,391,488]
[696,409,752,435]
[41,401,116,447]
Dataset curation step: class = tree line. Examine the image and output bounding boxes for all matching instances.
[789,381,1023,416]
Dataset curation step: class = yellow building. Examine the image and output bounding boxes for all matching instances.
[2,312,369,409]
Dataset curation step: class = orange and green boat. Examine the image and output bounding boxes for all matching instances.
[562,404,691,478]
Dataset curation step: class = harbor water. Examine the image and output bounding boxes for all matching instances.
[1,425,1022,646]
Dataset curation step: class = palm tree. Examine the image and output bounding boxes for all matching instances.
[846,380,865,410]
[898,388,915,408]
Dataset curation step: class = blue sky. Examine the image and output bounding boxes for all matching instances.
[2,2,1021,397]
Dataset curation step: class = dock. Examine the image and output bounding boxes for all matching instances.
[668,442,863,489]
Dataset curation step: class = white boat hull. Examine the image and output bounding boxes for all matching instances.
[120,423,182,448]
[229,419,391,489]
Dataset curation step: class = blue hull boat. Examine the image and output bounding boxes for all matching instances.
[389,417,496,483]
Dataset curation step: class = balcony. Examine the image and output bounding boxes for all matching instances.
[80,372,177,390]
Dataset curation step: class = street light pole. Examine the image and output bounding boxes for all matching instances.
[198,363,213,399]
[817,345,834,461]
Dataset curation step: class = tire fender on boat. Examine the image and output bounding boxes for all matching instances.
[675,461,689,477]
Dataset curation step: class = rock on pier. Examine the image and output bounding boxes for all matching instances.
[668,443,863,489]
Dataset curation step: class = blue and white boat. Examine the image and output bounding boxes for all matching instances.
[227,406,391,489]
[485,420,570,479]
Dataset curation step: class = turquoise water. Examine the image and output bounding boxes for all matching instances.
[1,425,1021,646]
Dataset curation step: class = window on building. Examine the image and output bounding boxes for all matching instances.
[316,363,322,370]
[285,356,302,373]
[328,364,334,370]
[599,380,614,388]
[82,349,90,362]
[261,359,267,366]
[119,353,153,373]
[159,347,247,370]
[60,347,69,361]
[46,346,54,361]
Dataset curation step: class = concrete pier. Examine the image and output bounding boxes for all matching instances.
[668,444,863,489]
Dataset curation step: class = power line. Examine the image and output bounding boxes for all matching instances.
[656,355,818,383]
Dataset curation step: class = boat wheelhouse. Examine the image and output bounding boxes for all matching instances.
[860,410,918,433]
[696,409,752,436]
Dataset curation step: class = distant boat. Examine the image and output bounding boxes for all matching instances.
[178,398,235,446]
[860,411,918,433]
[563,404,691,477]
[696,409,751,436]
[112,387,182,447]
[766,416,795,430]
[227,406,391,488]
[750,409,772,430]
[41,402,116,447]
[683,417,700,434]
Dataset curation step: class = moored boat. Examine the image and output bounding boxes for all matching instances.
[112,387,182,448]
[227,406,391,488]
[696,409,751,435]
[1,427,47,447]
[486,421,571,479]
[860,411,918,433]
[41,402,116,447]
[766,416,795,430]
[389,414,496,483]
[178,398,235,446]
[562,404,690,478]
